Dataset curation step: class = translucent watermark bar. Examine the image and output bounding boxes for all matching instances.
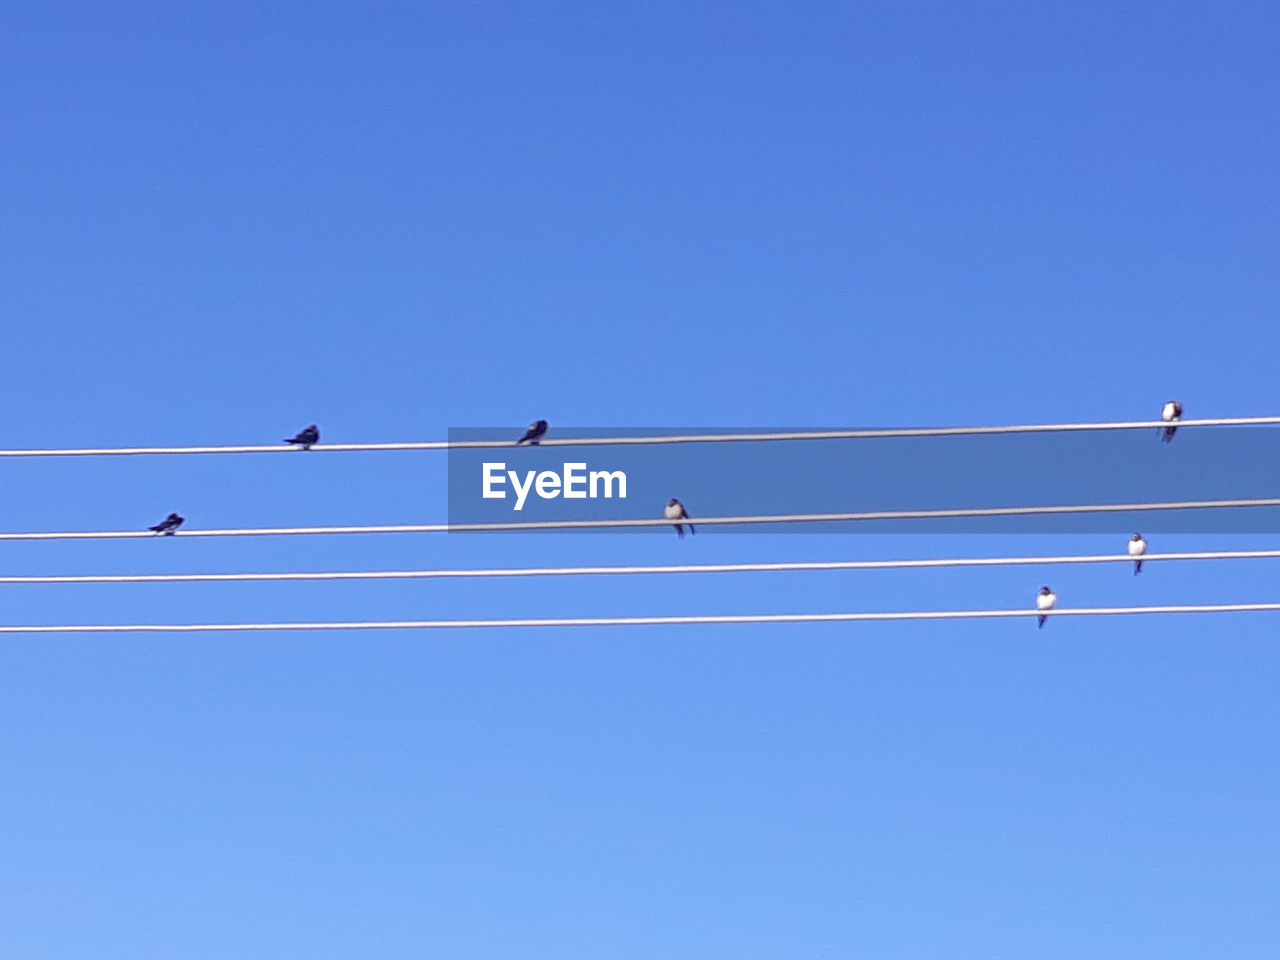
[446,426,1280,533]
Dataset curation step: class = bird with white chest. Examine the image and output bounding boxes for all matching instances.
[664,498,695,538]
[1128,533,1147,574]
[1035,586,1057,629]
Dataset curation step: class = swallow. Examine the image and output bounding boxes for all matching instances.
[1036,585,1057,629]
[516,420,548,446]
[1128,533,1147,575]
[285,424,320,450]
[1161,401,1182,443]
[664,498,695,538]
[149,512,185,536]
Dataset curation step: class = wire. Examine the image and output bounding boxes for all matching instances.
[3,497,1279,539]
[4,549,1280,584]
[2,603,1279,632]
[0,416,1275,457]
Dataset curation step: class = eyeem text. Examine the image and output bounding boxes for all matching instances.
[482,462,628,511]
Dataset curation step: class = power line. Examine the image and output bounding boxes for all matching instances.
[0,416,1276,457]
[4,549,1280,584]
[3,497,1279,540]
[2,603,1279,632]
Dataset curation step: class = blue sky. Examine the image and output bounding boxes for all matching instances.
[2,2,1278,957]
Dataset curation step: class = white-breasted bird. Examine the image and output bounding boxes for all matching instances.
[516,420,548,446]
[1128,533,1147,574]
[664,498,694,538]
[1161,401,1183,443]
[1036,585,1057,629]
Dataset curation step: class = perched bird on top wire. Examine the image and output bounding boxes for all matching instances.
[1128,533,1147,575]
[1036,586,1057,629]
[664,498,695,538]
[516,420,548,446]
[285,424,320,450]
[149,512,184,536]
[1161,401,1182,443]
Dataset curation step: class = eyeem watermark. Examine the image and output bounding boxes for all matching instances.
[482,462,628,511]
[451,426,1280,533]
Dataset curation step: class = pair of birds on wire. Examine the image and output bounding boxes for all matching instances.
[521,407,1187,446]
[517,421,694,536]
[523,407,1186,447]
[1035,532,1149,628]
[147,500,697,538]
[290,419,540,448]
[150,423,319,534]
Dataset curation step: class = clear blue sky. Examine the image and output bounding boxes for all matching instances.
[2,2,1278,957]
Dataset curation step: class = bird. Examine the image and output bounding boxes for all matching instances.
[516,420,548,446]
[1036,586,1057,629]
[285,424,320,450]
[1161,401,1182,443]
[149,512,184,536]
[664,498,695,538]
[1128,533,1147,575]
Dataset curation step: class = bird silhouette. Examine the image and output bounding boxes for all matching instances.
[149,512,184,536]
[285,424,320,449]
[516,420,548,446]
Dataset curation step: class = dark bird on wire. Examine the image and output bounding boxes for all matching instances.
[516,420,549,446]
[285,424,320,449]
[1161,401,1182,443]
[1129,533,1147,575]
[149,512,184,536]
[665,498,695,538]
[1036,585,1057,629]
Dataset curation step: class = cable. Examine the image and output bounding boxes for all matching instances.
[3,497,1279,539]
[0,416,1276,457]
[2,603,1279,632]
[4,549,1280,584]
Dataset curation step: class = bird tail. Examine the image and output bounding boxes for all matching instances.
[1037,614,1047,629]
[1134,559,1143,575]
[675,525,684,538]
[1162,426,1177,443]
[687,523,695,535]
[285,438,301,444]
